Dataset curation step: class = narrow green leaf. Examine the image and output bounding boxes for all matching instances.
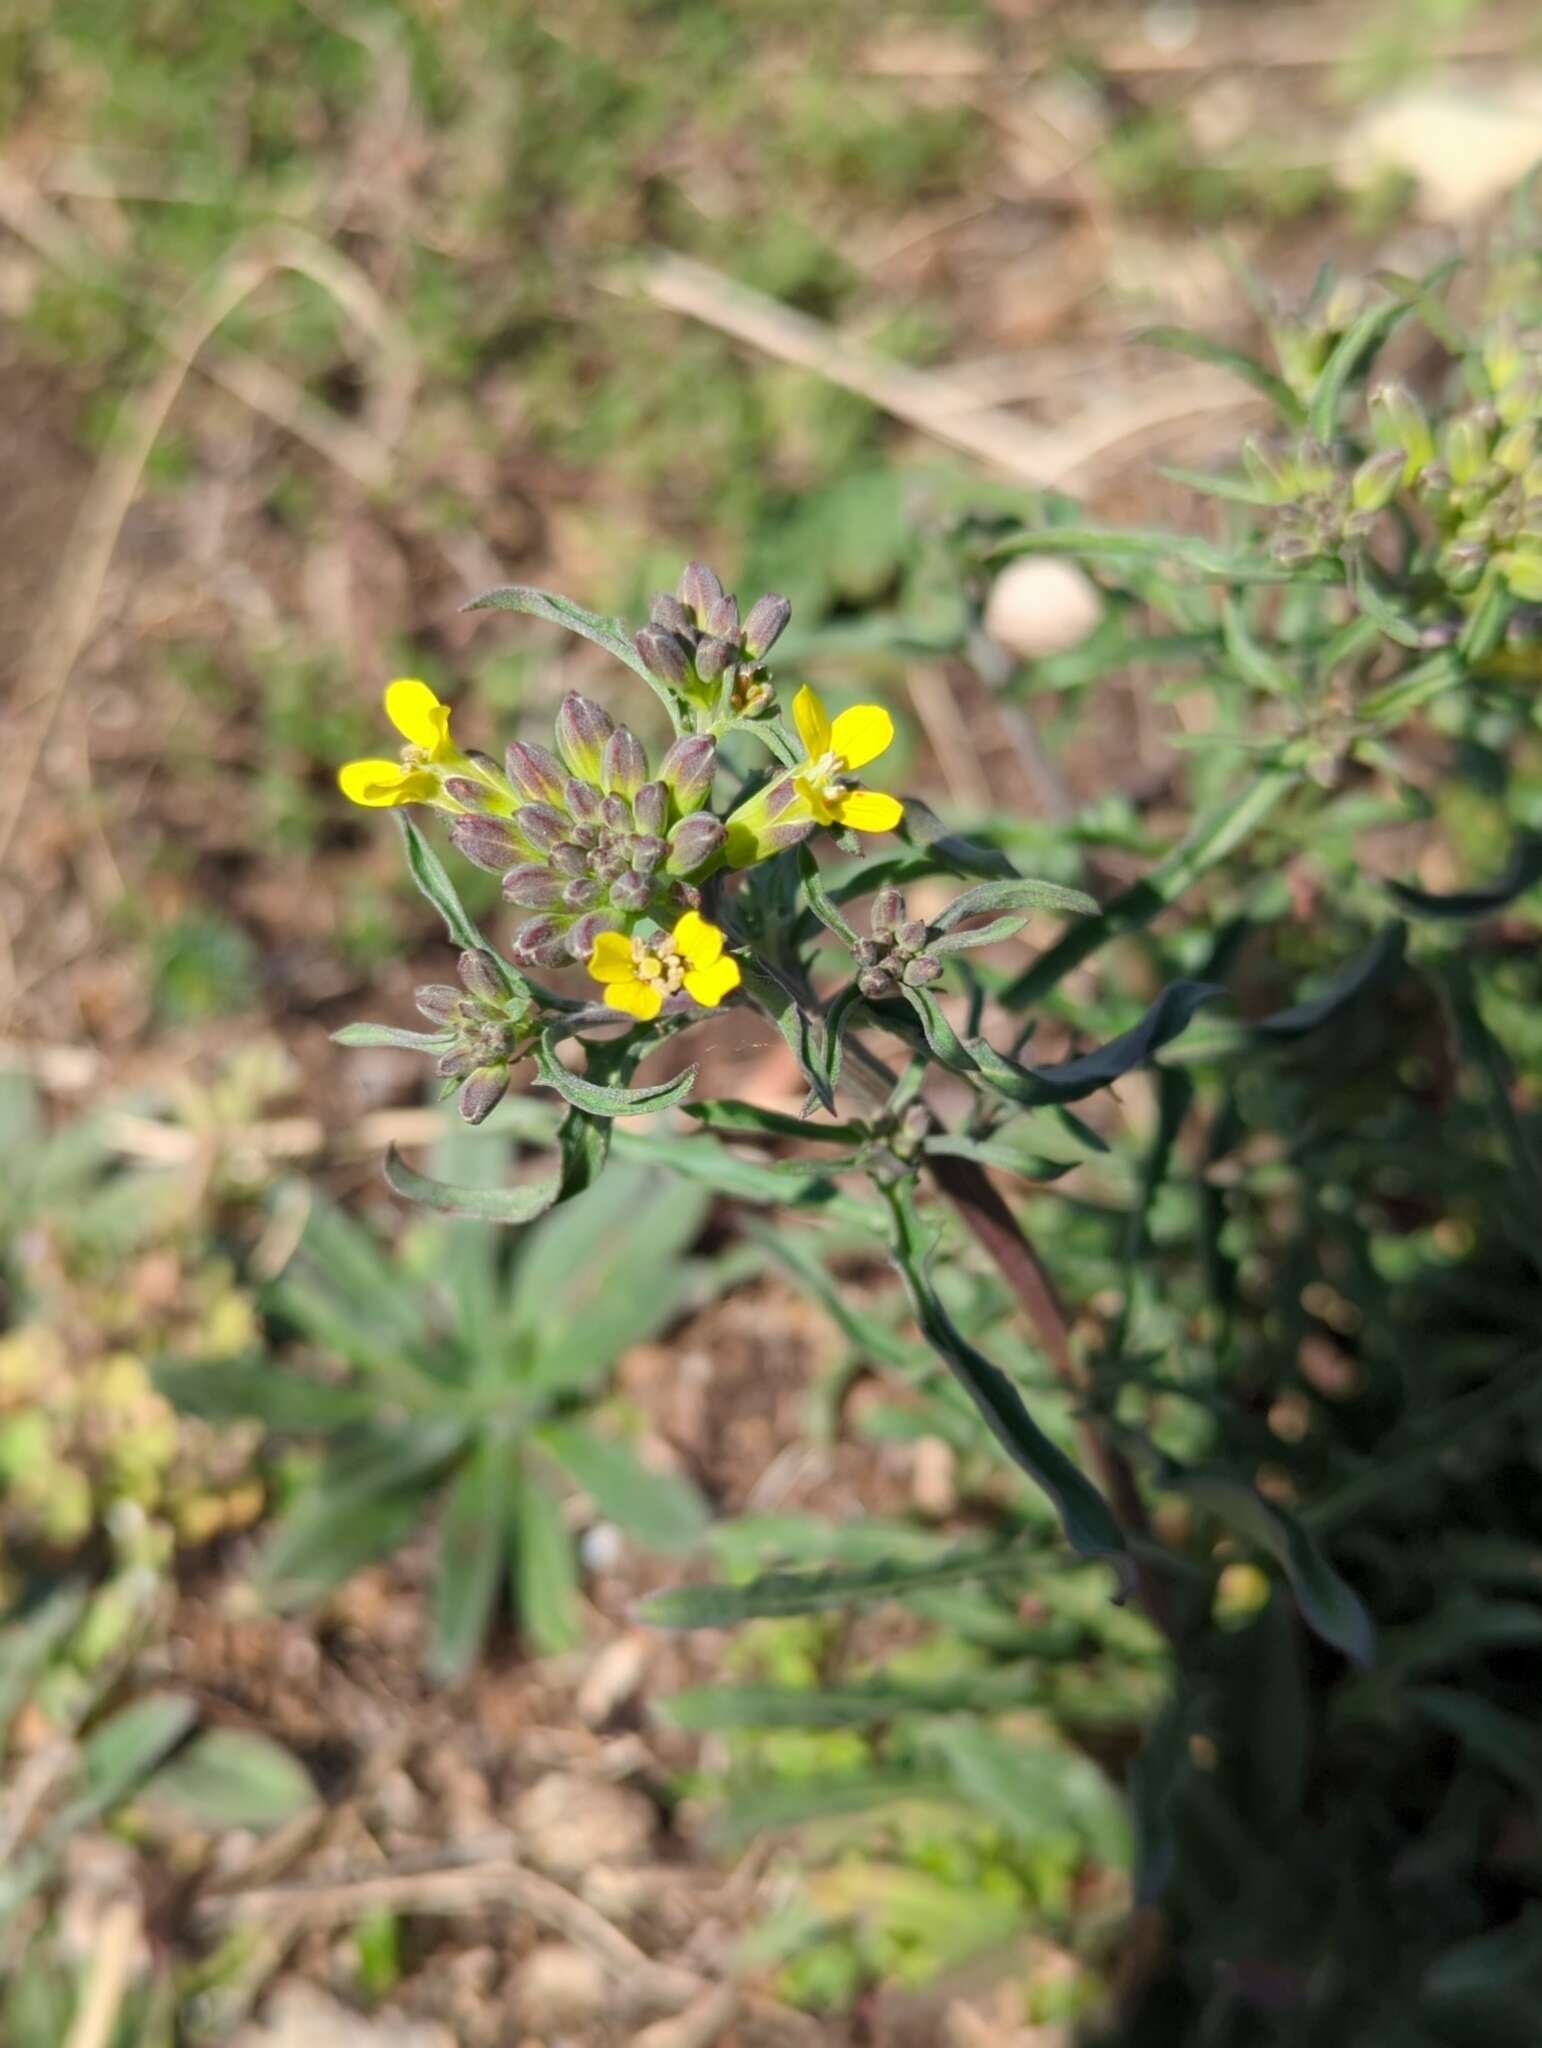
[74,1694,198,1826]
[1308,270,1456,443]
[639,1541,1025,1627]
[148,1728,316,1831]
[1251,923,1406,1039]
[384,1145,565,1224]
[1387,835,1542,920]
[510,1465,583,1656]
[1424,1905,1542,1998]
[660,1665,1047,1730]
[0,1587,88,1751]
[798,845,859,943]
[1176,1472,1373,1664]
[533,1033,698,1117]
[331,1022,455,1053]
[429,1439,507,1680]
[538,1424,708,1553]
[154,1359,379,1432]
[901,985,976,1070]
[968,980,1223,1105]
[684,1101,865,1143]
[397,817,524,1000]
[739,961,837,1114]
[1138,323,1304,421]
[930,878,1098,932]
[463,583,684,726]
[922,1721,1128,1865]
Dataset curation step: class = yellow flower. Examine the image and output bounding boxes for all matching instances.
[725,685,903,866]
[587,911,741,1022]
[339,679,464,808]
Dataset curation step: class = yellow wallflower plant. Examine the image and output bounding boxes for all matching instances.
[724,684,903,866]
[587,911,741,1021]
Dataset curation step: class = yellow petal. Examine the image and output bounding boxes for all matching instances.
[673,909,724,969]
[338,758,435,807]
[683,956,741,1008]
[587,931,638,984]
[604,978,664,1022]
[830,703,894,771]
[385,678,452,755]
[792,684,832,760]
[834,788,904,834]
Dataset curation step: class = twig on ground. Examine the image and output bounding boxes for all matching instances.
[61,1897,142,2048]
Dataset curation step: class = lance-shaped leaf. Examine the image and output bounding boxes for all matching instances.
[930,877,1099,933]
[967,980,1223,1106]
[798,845,859,943]
[1307,264,1459,443]
[740,961,837,1114]
[1251,923,1405,1039]
[534,1032,698,1118]
[398,816,527,1001]
[385,1145,568,1224]
[464,583,685,727]
[684,1102,866,1143]
[885,1182,1132,1585]
[640,1540,1026,1627]
[900,985,977,1071]
[1175,1471,1373,1664]
[332,1022,457,1054]
[1138,323,1304,421]
[1387,836,1542,921]
[897,798,1018,879]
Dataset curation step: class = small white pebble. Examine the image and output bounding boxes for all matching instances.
[984,558,1101,661]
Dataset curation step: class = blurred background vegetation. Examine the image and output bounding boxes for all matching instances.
[3,1,1541,2042]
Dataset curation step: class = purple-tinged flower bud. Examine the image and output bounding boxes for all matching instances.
[458,950,506,1004]
[694,635,735,682]
[630,834,668,874]
[602,726,649,800]
[437,1046,479,1077]
[665,812,727,876]
[611,870,652,912]
[649,592,694,635]
[566,911,621,961]
[510,917,569,968]
[634,625,693,684]
[742,592,792,658]
[633,780,669,836]
[600,792,632,835]
[854,939,884,968]
[502,864,564,909]
[902,954,942,988]
[859,965,896,999]
[460,1063,510,1125]
[505,740,568,806]
[443,776,491,807]
[464,749,503,780]
[562,877,602,910]
[569,821,600,849]
[516,804,569,853]
[735,676,774,717]
[593,844,629,881]
[555,692,615,781]
[705,592,741,641]
[871,886,905,936]
[658,734,716,813]
[896,919,928,955]
[550,841,590,878]
[449,815,522,873]
[415,984,461,1024]
[565,778,603,825]
[679,560,724,622]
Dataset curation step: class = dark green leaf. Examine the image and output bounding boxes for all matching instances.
[639,1541,1026,1627]
[684,1101,865,1143]
[798,845,859,943]
[384,1145,567,1225]
[660,1664,1047,1730]
[1252,923,1406,1038]
[930,877,1098,932]
[1176,1473,1373,1663]
[739,961,837,1114]
[1424,1906,1542,1997]
[896,798,1018,878]
[154,1358,379,1432]
[397,817,525,999]
[78,1694,199,1822]
[969,980,1223,1105]
[1388,836,1542,920]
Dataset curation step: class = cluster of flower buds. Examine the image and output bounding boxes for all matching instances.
[633,560,791,720]
[1269,277,1376,409]
[414,948,536,1123]
[852,887,943,999]
[1373,328,1542,602]
[1246,435,1403,567]
[446,693,725,969]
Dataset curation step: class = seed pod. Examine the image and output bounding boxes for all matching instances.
[632,780,669,836]
[665,812,727,875]
[742,592,791,658]
[634,625,692,684]
[870,885,905,936]
[449,815,522,873]
[658,734,716,813]
[500,864,561,908]
[460,1063,511,1126]
[458,950,506,1004]
[704,592,741,641]
[611,870,652,912]
[566,911,621,961]
[555,692,615,781]
[414,984,461,1024]
[902,954,942,988]
[649,592,694,634]
[505,740,568,806]
[510,917,568,968]
[602,726,649,800]
[679,560,724,621]
[693,635,735,682]
[550,840,590,878]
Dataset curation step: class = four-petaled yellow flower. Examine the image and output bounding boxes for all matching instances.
[725,685,903,866]
[338,679,461,808]
[588,912,741,1022]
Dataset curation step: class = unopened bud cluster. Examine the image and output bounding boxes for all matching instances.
[634,560,791,722]
[448,694,725,969]
[415,949,535,1123]
[1246,436,1399,566]
[853,887,943,998]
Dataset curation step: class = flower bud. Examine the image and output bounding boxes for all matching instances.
[693,635,736,682]
[458,950,506,1004]
[602,726,648,800]
[460,1063,511,1125]
[565,779,603,826]
[895,919,928,956]
[611,870,652,912]
[631,834,668,873]
[510,917,568,967]
[902,954,942,988]
[415,984,461,1024]
[649,592,694,635]
[679,560,724,622]
[567,911,621,961]
[633,780,669,836]
[1443,415,1488,488]
[658,734,716,813]
[562,877,602,909]
[502,864,564,908]
[854,938,884,968]
[634,625,693,684]
[555,692,615,781]
[858,966,896,999]
[505,740,568,806]
[550,841,590,878]
[1370,381,1434,477]
[870,886,905,936]
[449,815,522,873]
[443,776,491,807]
[437,1046,478,1077]
[1495,420,1537,478]
[600,793,632,835]
[666,812,727,875]
[1351,447,1404,514]
[704,592,740,641]
[515,803,569,854]
[742,592,791,658]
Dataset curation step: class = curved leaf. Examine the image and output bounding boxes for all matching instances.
[1387,837,1542,921]
[931,878,1098,932]
[385,1145,566,1224]
[463,583,684,726]
[331,1021,455,1053]
[1138,323,1303,421]
[538,1423,708,1553]
[640,1541,1025,1627]
[969,980,1223,1105]
[1252,923,1405,1038]
[398,817,526,1000]
[1177,1472,1373,1664]
[534,1033,698,1118]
